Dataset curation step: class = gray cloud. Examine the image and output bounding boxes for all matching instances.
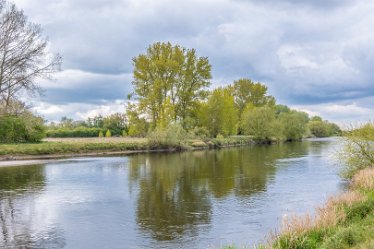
[13,0,374,123]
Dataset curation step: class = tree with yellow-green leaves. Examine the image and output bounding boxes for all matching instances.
[199,87,238,137]
[229,78,275,134]
[132,42,211,130]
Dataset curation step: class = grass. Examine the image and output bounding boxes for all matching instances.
[0,136,255,158]
[269,167,374,249]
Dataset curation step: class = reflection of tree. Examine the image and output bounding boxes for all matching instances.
[0,165,65,248]
[129,142,310,241]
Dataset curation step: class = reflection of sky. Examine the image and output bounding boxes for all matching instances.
[0,139,343,248]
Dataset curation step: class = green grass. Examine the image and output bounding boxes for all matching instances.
[0,136,255,157]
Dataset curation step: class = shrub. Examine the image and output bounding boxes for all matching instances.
[147,124,186,148]
[0,114,45,143]
[339,122,374,178]
[99,130,104,137]
[46,126,103,138]
[105,129,111,137]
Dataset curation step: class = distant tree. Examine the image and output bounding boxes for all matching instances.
[230,79,275,133]
[279,111,309,141]
[0,0,61,110]
[274,104,291,117]
[132,42,211,129]
[103,113,127,136]
[241,106,276,141]
[310,116,323,122]
[105,129,111,138]
[200,88,238,137]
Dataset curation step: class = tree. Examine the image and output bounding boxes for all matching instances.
[126,102,148,137]
[132,42,211,129]
[0,1,61,110]
[279,111,309,141]
[241,106,276,141]
[103,113,127,136]
[230,79,275,133]
[199,87,238,137]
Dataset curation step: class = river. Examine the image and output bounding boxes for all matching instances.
[0,138,344,248]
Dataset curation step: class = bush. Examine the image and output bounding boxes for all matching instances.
[105,129,111,137]
[46,126,103,138]
[0,114,45,143]
[339,123,374,178]
[147,124,186,148]
[99,130,104,137]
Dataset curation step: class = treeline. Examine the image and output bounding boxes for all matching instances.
[1,40,342,143]
[46,42,341,142]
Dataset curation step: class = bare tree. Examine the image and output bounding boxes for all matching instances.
[0,0,61,112]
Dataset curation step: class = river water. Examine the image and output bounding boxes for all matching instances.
[0,138,345,248]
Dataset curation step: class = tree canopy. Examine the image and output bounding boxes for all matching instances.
[132,42,211,129]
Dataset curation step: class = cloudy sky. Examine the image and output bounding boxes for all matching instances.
[14,0,374,126]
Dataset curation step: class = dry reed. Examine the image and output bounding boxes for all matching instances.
[351,167,374,190]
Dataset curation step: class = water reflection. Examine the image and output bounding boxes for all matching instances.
[0,165,66,248]
[129,142,310,241]
[0,139,342,248]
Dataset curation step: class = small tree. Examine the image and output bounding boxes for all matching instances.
[105,129,111,137]
[98,130,104,137]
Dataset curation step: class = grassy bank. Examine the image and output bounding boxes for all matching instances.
[0,136,255,159]
[270,167,374,249]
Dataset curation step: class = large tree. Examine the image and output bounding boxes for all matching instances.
[132,42,211,129]
[0,0,61,112]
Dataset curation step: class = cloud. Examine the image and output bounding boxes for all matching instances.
[12,0,374,123]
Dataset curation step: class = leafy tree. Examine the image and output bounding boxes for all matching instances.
[275,104,291,117]
[241,106,276,141]
[132,42,211,129]
[103,113,127,136]
[279,111,309,141]
[126,103,148,137]
[200,88,238,137]
[0,112,45,143]
[0,0,61,109]
[230,79,275,133]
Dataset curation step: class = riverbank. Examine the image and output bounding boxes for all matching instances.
[268,167,374,249]
[0,136,255,163]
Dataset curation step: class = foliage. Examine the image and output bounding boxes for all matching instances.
[229,78,275,134]
[0,113,45,143]
[308,119,341,137]
[279,111,309,141]
[199,87,238,137]
[46,127,103,138]
[241,106,276,141]
[103,113,127,136]
[126,103,148,137]
[99,130,104,137]
[339,122,374,178]
[132,42,211,128]
[105,129,111,137]
[147,123,187,148]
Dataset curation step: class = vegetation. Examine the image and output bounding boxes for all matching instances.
[0,0,61,111]
[308,116,342,137]
[339,122,374,178]
[266,123,374,249]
